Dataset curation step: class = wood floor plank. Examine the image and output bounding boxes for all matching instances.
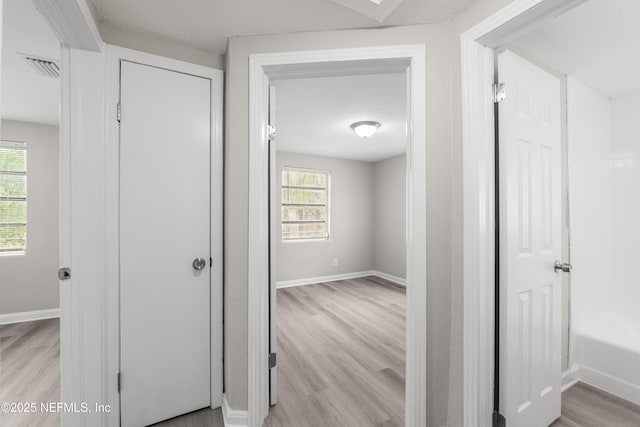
[263,277,406,427]
[8,286,640,427]
[150,408,224,427]
[0,318,60,427]
[550,382,640,427]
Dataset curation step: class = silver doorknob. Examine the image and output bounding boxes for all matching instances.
[554,260,572,273]
[192,257,207,271]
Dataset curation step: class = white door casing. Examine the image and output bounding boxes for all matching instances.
[498,50,562,426]
[249,46,426,427]
[268,84,278,407]
[119,60,211,426]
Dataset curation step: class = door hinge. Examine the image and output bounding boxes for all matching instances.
[268,353,277,369]
[117,372,121,392]
[268,125,276,141]
[492,82,506,103]
[117,102,121,122]
[58,267,71,281]
[492,410,506,427]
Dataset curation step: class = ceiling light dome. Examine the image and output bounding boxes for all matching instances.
[350,121,381,138]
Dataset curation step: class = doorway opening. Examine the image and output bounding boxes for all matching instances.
[248,45,427,427]
[0,0,62,425]
[266,72,408,425]
[463,0,640,425]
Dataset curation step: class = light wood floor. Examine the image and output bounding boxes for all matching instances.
[151,408,224,427]
[4,305,640,427]
[551,382,640,427]
[0,318,60,426]
[263,276,406,427]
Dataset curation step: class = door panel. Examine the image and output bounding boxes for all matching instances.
[498,50,562,427]
[120,61,211,427]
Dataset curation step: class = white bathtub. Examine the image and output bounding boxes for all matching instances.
[573,314,640,405]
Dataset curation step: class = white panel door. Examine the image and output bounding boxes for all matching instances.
[120,61,211,427]
[498,50,562,427]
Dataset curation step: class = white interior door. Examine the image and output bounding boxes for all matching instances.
[120,60,211,427]
[498,50,562,426]
[269,84,278,406]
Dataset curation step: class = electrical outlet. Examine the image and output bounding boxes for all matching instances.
[332,258,338,266]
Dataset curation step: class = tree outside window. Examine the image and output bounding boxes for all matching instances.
[0,141,27,253]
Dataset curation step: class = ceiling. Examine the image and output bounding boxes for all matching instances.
[511,0,640,98]
[272,73,406,162]
[1,0,60,126]
[90,0,480,56]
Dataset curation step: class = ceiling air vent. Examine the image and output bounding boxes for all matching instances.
[20,54,60,78]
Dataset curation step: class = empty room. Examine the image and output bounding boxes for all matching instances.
[0,0,61,425]
[265,72,407,426]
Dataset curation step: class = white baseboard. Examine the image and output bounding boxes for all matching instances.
[578,364,640,406]
[371,270,406,287]
[561,364,580,391]
[276,270,407,289]
[222,394,248,427]
[0,308,60,325]
[276,271,374,289]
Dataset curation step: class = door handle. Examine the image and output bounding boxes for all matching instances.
[192,257,207,271]
[554,260,572,273]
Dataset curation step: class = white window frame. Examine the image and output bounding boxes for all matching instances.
[0,140,27,255]
[281,166,330,242]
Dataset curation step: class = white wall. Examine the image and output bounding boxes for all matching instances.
[611,91,640,321]
[275,152,406,284]
[567,78,614,340]
[373,154,406,279]
[100,24,224,70]
[276,151,374,282]
[225,23,455,421]
[0,119,59,314]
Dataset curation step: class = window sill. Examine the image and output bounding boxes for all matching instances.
[0,251,26,257]
[282,238,330,243]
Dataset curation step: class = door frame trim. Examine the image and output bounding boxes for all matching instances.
[460,0,585,425]
[248,44,427,427]
[104,45,224,423]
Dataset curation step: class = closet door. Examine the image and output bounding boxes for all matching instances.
[119,60,211,427]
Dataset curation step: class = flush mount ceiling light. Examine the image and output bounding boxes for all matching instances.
[350,121,381,139]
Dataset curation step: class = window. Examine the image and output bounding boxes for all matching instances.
[281,167,329,241]
[0,141,27,253]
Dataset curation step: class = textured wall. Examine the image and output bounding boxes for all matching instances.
[0,120,59,314]
[276,151,375,282]
[373,154,406,279]
[226,24,454,425]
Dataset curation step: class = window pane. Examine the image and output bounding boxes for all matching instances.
[0,146,26,172]
[0,174,27,198]
[282,188,326,204]
[282,222,327,240]
[282,170,326,188]
[282,168,329,240]
[0,224,26,251]
[0,143,27,253]
[0,200,27,223]
[282,205,326,222]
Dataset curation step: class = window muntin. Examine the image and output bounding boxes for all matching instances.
[281,167,329,241]
[0,141,27,254]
